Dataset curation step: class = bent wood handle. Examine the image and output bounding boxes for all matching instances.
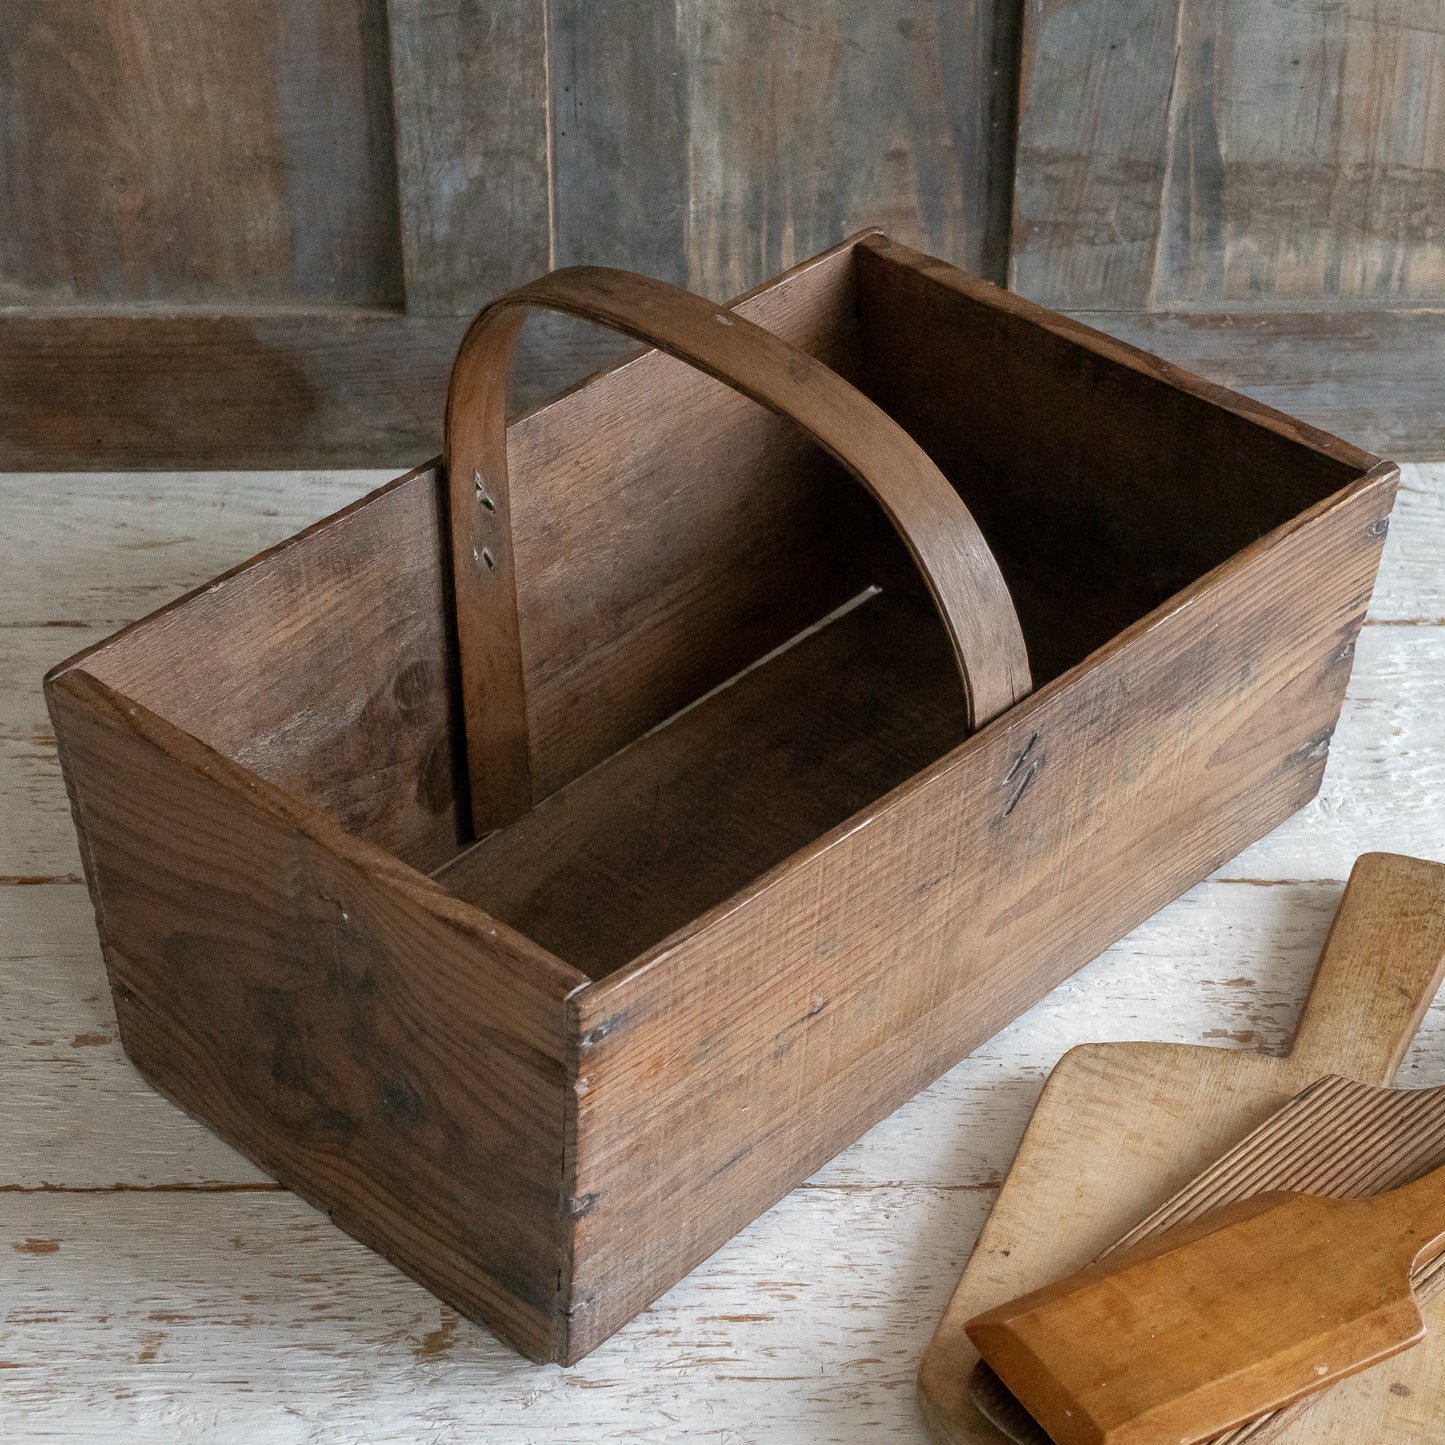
[445,264,1031,832]
[1288,852,1445,1084]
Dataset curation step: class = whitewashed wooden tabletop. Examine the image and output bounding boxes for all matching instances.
[2,463,1442,1443]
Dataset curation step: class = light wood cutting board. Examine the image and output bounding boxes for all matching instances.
[919,851,1445,1445]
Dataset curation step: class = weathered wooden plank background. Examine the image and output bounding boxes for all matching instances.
[0,0,1022,467]
[1,460,1441,1438]
[4,1,1442,464]
[1016,0,1445,456]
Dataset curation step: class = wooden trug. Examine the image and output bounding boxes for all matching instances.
[46,233,1396,1363]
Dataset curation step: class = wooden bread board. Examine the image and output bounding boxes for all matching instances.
[972,1071,1445,1444]
[919,851,1445,1445]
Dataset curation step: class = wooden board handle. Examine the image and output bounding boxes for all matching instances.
[1288,852,1445,1084]
[445,261,1031,832]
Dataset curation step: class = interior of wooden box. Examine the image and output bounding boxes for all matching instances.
[430,247,1363,979]
[79,240,1365,984]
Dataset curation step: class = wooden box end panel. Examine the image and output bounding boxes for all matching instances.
[44,666,583,1364]
[557,464,1396,1362]
[505,234,900,801]
[68,462,470,878]
[853,235,1377,690]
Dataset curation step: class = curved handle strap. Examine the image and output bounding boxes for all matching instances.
[446,265,1031,831]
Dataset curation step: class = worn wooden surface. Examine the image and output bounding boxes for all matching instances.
[2,462,1443,1436]
[923,852,1445,1444]
[0,0,1022,468]
[1065,310,1445,463]
[550,0,1020,295]
[1016,0,1445,463]
[445,238,1027,829]
[0,1,402,309]
[386,0,551,316]
[45,665,583,1363]
[957,854,1445,1445]
[1013,0,1445,311]
[969,1168,1445,1445]
[46,232,1377,1364]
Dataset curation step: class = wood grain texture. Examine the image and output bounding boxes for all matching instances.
[966,855,1445,1445]
[437,589,967,976]
[0,0,402,308]
[0,312,643,470]
[43,667,585,1362]
[0,0,1026,467]
[919,851,1445,1443]
[1061,309,1445,463]
[1012,0,1445,475]
[565,466,1392,1359]
[71,465,469,875]
[975,1066,1445,1445]
[856,236,1370,684]
[6,308,1444,470]
[0,1183,993,1443]
[1,466,1443,1439]
[445,240,1026,826]
[969,1174,1445,1445]
[492,242,886,802]
[1014,0,1445,311]
[550,0,1022,293]
[2,424,1445,1433]
[26,239,1405,1368]
[5,463,1442,885]
[386,0,551,316]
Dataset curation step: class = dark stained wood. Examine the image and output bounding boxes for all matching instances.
[855,236,1368,684]
[44,668,585,1364]
[436,589,966,977]
[549,0,1022,293]
[71,464,468,875]
[445,238,1028,830]
[0,1,402,307]
[565,461,1396,1361]
[0,313,629,470]
[387,0,551,316]
[1062,308,1445,464]
[45,238,1397,1368]
[499,241,885,802]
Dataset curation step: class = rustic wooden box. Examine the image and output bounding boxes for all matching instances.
[47,233,1396,1365]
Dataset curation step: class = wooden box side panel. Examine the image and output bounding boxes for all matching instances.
[854,238,1371,686]
[562,470,1396,1360]
[505,237,907,800]
[74,464,468,875]
[46,668,580,1363]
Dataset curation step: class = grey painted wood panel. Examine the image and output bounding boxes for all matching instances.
[551,0,1022,295]
[1015,0,1445,311]
[0,0,403,308]
[387,0,552,315]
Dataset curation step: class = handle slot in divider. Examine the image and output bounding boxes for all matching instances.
[445,263,1031,833]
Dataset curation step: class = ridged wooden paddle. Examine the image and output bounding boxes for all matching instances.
[920,851,1445,1445]
[965,1073,1445,1445]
